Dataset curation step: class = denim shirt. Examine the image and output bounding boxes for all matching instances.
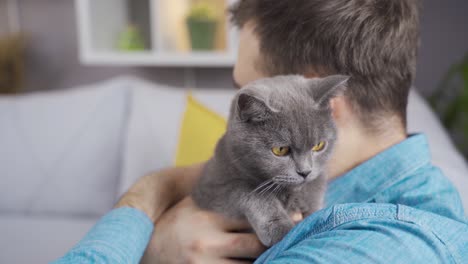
[54,134,468,264]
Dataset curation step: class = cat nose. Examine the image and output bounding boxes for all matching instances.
[297,170,311,178]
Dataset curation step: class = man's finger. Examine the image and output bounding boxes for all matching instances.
[221,217,252,231]
[221,233,267,258]
[291,211,303,223]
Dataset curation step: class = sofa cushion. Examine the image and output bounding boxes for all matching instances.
[0,215,97,264]
[120,79,186,195]
[175,94,227,167]
[0,78,130,216]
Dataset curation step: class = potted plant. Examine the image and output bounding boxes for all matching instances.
[186,2,218,51]
[117,24,145,51]
[429,52,468,158]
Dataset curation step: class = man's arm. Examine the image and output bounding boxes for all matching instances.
[52,207,153,264]
[115,163,205,223]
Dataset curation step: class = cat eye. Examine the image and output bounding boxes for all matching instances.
[272,146,290,156]
[312,141,326,152]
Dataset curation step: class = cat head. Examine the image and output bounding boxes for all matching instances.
[227,75,349,186]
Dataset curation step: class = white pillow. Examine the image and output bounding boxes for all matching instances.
[120,79,235,195]
[0,78,130,216]
[119,79,186,195]
[408,89,468,213]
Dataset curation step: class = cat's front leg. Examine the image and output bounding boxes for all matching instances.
[243,197,294,247]
[299,194,324,218]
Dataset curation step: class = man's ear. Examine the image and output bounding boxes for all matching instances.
[311,75,350,108]
[236,92,272,123]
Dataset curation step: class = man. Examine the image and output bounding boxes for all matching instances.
[55,0,467,263]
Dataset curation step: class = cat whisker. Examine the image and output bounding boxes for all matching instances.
[274,183,287,198]
[275,184,285,196]
[249,180,271,194]
[258,183,275,196]
[258,182,277,196]
[256,179,274,190]
[248,179,274,196]
[266,183,282,199]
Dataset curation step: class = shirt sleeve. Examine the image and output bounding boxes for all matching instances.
[52,207,154,264]
[263,219,452,263]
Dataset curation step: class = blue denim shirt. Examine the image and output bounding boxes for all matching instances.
[54,134,468,264]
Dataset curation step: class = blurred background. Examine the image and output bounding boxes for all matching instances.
[0,0,465,94]
[0,0,463,91]
[0,0,238,93]
[0,1,467,263]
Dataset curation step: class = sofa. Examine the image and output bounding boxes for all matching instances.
[1,77,467,264]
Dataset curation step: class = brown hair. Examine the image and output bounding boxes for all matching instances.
[230,0,420,130]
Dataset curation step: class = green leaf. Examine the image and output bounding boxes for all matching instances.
[429,63,460,104]
[461,55,468,91]
[460,54,468,151]
[117,25,145,51]
[441,97,461,129]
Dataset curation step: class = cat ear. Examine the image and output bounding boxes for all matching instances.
[311,75,350,108]
[236,92,273,123]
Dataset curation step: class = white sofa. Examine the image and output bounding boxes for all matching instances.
[0,77,467,264]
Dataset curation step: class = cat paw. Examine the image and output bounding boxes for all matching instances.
[257,219,294,247]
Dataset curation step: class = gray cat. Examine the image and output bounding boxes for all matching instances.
[192,74,349,247]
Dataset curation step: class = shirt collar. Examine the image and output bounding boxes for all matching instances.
[325,134,431,206]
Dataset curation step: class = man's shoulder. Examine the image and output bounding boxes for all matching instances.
[314,203,467,235]
[258,203,468,263]
[325,134,466,220]
[375,162,466,221]
[323,203,468,263]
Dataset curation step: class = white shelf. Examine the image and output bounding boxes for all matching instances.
[75,0,238,67]
[81,51,237,67]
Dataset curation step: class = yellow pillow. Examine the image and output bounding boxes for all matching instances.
[175,94,227,167]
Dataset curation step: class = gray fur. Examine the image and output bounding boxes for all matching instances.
[192,74,349,246]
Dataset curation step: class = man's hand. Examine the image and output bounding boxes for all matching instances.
[141,197,267,264]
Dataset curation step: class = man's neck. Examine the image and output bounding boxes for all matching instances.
[327,123,406,180]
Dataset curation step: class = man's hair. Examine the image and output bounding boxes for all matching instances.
[230,0,420,130]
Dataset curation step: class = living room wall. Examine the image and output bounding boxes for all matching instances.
[2,0,468,95]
